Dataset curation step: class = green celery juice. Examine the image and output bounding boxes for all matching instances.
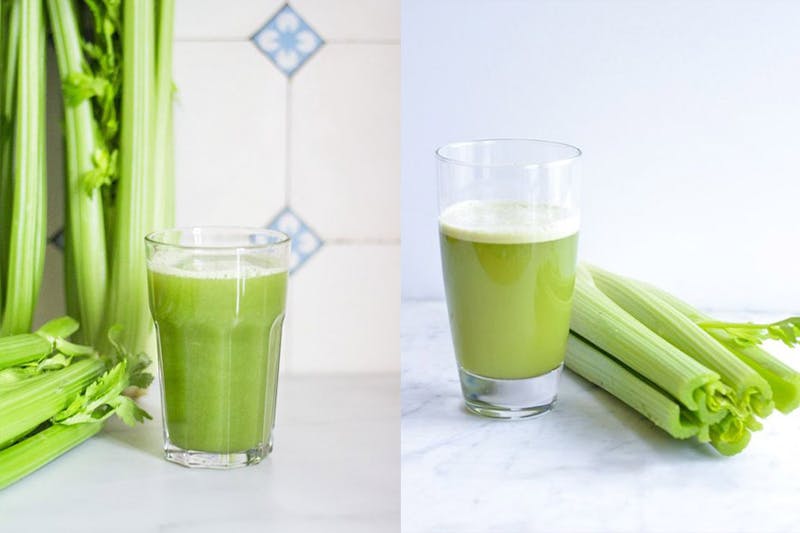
[439,200,579,380]
[147,256,287,453]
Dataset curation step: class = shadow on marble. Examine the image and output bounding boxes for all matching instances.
[101,423,164,461]
[566,371,720,460]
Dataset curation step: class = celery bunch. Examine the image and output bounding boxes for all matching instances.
[0,316,152,489]
[567,264,800,455]
[0,0,175,354]
[0,0,174,488]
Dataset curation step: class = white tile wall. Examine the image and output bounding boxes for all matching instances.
[175,0,284,40]
[35,1,399,375]
[173,0,399,374]
[173,41,287,227]
[291,44,400,241]
[292,0,400,41]
[286,244,400,374]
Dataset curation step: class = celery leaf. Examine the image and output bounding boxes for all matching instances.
[699,317,800,348]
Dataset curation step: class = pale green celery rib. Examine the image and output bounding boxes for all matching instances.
[100,0,155,355]
[0,334,51,370]
[0,0,19,316]
[47,0,109,344]
[722,342,800,415]
[0,367,50,395]
[570,267,719,411]
[0,358,105,448]
[0,0,7,309]
[1,0,46,335]
[568,328,750,455]
[637,279,800,415]
[152,0,175,230]
[0,422,101,490]
[586,264,774,418]
[565,334,701,439]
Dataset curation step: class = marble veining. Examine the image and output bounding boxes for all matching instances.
[402,300,800,533]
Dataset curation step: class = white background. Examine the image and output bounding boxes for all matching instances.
[402,0,800,312]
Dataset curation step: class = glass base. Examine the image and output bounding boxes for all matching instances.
[459,364,562,419]
[164,438,273,469]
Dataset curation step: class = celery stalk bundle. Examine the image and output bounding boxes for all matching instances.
[567,264,800,455]
[0,0,175,488]
[0,316,153,489]
[0,0,175,354]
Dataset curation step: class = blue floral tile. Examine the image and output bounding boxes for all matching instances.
[49,227,65,251]
[267,207,323,274]
[252,4,324,77]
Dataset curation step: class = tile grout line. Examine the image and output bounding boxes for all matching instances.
[325,239,400,245]
[175,37,399,45]
[286,77,292,206]
[326,39,400,45]
[284,74,293,375]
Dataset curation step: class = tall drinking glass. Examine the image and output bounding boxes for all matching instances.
[437,139,581,419]
[145,227,290,468]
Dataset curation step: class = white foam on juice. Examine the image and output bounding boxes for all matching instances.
[439,200,579,244]
[148,252,287,279]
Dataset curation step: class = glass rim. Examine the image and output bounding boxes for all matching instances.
[145,226,291,251]
[435,138,582,170]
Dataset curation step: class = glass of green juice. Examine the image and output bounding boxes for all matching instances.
[437,139,581,419]
[145,227,290,468]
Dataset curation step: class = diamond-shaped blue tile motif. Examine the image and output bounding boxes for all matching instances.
[252,4,323,77]
[267,207,323,274]
[49,227,65,251]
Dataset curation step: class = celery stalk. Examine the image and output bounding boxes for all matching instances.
[101,0,156,354]
[0,316,82,370]
[566,334,702,439]
[0,358,106,448]
[0,334,51,370]
[0,0,7,309]
[0,0,19,317]
[47,0,109,343]
[0,422,102,490]
[586,264,774,419]
[638,281,800,414]
[1,0,46,335]
[571,267,724,413]
[152,0,175,230]
[0,354,151,490]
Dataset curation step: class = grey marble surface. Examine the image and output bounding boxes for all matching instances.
[2,374,399,533]
[402,300,800,533]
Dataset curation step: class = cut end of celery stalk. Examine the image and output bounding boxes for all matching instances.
[721,341,800,415]
[571,270,720,412]
[709,415,751,456]
[585,264,775,419]
[629,274,800,415]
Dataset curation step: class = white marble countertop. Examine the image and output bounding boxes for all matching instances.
[402,301,800,533]
[3,374,399,533]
